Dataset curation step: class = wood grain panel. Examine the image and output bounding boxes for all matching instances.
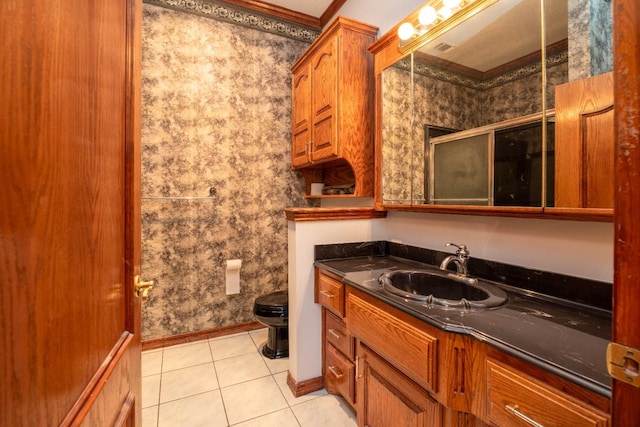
[0,0,142,424]
[584,107,614,207]
[613,0,640,424]
[284,207,387,221]
[554,72,613,208]
[358,343,442,427]
[346,289,438,393]
[326,311,353,359]
[325,344,356,405]
[486,359,610,427]
[317,271,345,317]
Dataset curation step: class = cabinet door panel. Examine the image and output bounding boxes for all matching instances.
[554,72,613,208]
[358,344,441,427]
[347,291,438,392]
[292,64,311,168]
[311,38,338,162]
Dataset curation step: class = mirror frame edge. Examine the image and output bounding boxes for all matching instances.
[369,0,613,223]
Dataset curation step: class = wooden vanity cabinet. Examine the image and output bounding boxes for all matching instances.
[315,269,356,406]
[291,17,377,197]
[314,268,610,426]
[345,286,483,426]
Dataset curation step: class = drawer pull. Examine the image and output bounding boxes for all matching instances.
[505,404,544,427]
[328,329,342,339]
[320,290,335,299]
[328,366,344,379]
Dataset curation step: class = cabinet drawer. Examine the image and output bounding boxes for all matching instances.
[486,360,610,427]
[317,271,344,317]
[326,311,353,359]
[326,344,356,405]
[346,291,438,393]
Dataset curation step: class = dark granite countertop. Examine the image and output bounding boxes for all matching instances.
[314,242,612,398]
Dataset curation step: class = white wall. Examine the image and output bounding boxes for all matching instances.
[334,0,424,35]
[385,211,614,282]
[288,218,386,382]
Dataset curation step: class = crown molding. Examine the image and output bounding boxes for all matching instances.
[144,0,320,43]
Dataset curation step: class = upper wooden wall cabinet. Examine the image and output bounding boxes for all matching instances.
[291,17,377,198]
[554,72,614,209]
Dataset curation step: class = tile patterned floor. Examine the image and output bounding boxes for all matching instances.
[142,328,357,427]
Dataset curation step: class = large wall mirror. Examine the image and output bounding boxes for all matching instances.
[378,0,613,218]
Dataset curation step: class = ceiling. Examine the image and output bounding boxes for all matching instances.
[226,0,345,28]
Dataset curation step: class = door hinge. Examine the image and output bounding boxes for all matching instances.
[607,342,640,387]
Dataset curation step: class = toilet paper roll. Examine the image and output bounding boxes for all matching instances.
[225,259,242,295]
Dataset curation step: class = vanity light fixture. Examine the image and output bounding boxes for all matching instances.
[397,0,493,51]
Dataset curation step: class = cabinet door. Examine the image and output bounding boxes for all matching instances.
[358,343,442,427]
[554,72,613,208]
[292,63,311,168]
[310,36,339,163]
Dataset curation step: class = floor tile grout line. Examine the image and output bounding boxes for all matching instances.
[145,331,333,426]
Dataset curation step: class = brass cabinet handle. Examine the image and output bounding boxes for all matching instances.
[308,141,314,163]
[505,404,544,427]
[328,366,343,379]
[134,275,154,303]
[320,290,335,299]
[328,329,342,339]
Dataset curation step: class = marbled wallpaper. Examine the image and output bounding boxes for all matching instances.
[381,50,569,205]
[381,62,413,204]
[568,0,612,81]
[141,3,315,340]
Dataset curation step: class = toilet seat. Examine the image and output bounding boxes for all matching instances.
[254,290,288,317]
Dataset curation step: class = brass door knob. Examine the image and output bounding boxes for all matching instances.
[134,275,154,302]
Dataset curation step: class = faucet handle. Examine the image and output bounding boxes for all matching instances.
[445,243,470,258]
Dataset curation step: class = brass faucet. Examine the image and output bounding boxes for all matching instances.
[440,243,470,276]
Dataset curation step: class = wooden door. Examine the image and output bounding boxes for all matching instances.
[0,0,143,425]
[612,0,640,425]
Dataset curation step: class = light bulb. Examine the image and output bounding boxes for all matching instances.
[443,0,462,8]
[398,22,415,41]
[438,7,453,19]
[418,6,438,25]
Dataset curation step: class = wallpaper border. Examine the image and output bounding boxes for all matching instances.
[144,0,320,43]
[394,50,569,91]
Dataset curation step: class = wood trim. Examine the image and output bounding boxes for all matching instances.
[61,332,134,426]
[112,392,136,427]
[124,1,143,425]
[141,321,264,351]
[483,38,568,80]
[292,16,378,72]
[286,371,325,397]
[219,0,321,29]
[284,207,387,222]
[376,204,613,222]
[319,0,348,28]
[613,0,640,424]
